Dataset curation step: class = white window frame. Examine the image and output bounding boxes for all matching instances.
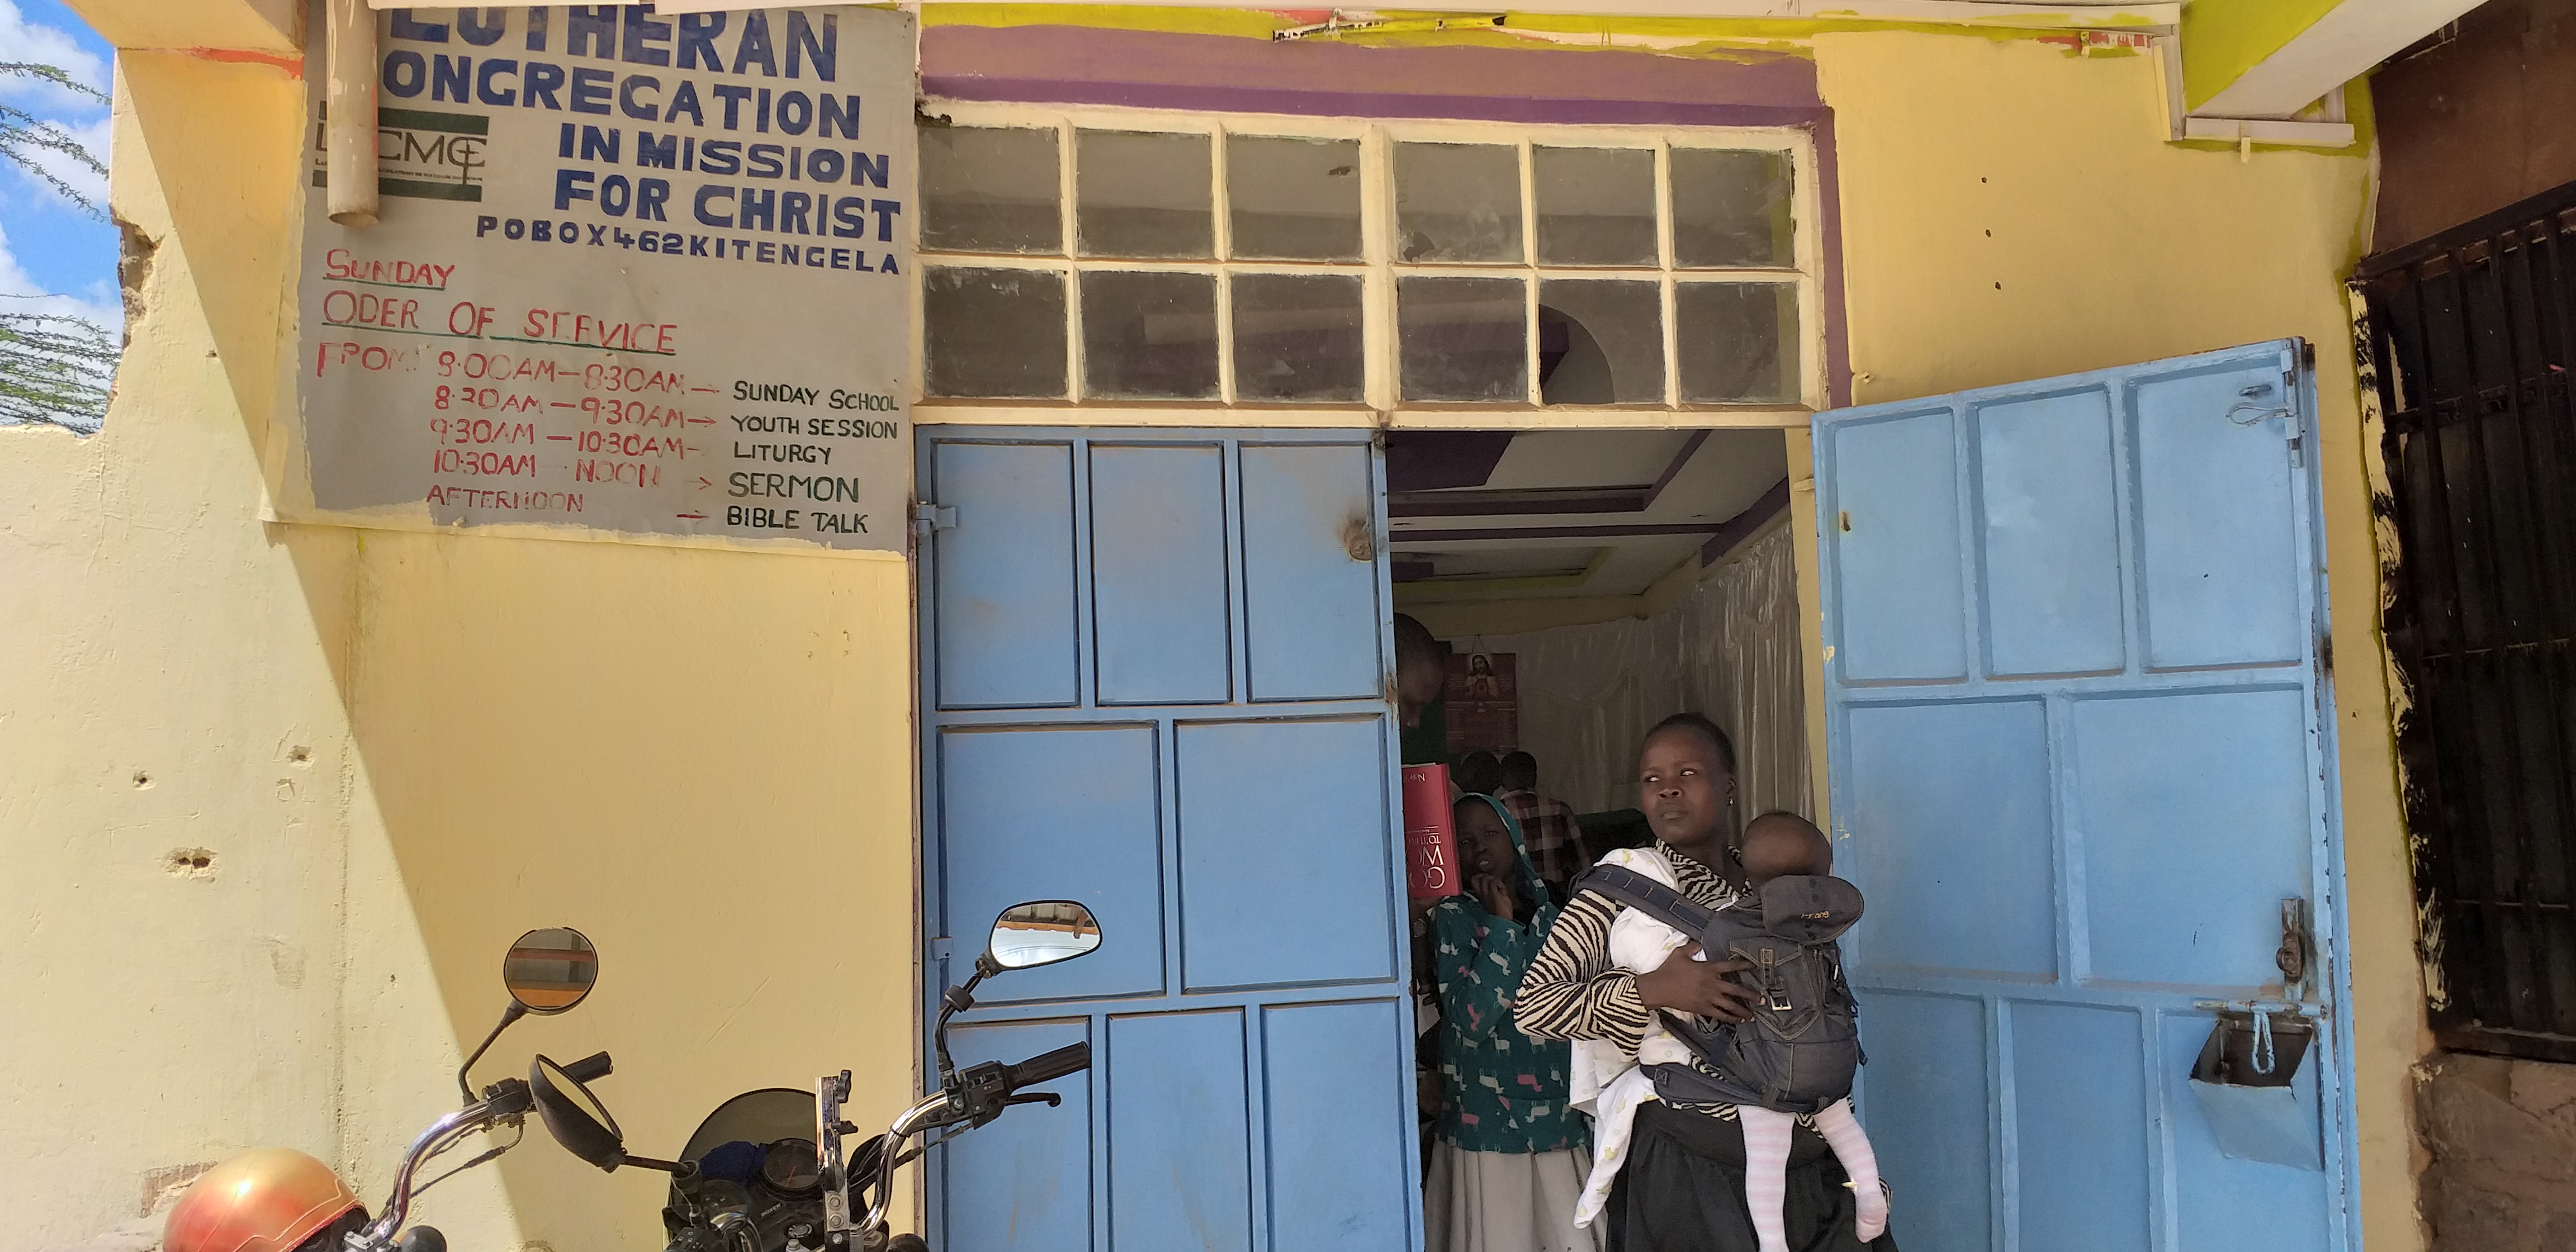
[911,102,1824,430]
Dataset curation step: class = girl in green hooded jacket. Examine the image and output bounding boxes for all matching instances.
[1423,792,1600,1252]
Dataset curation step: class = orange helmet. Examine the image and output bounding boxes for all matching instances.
[163,1149,366,1252]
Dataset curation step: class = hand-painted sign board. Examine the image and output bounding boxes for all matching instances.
[280,5,913,554]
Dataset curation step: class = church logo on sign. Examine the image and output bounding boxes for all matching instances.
[311,107,491,202]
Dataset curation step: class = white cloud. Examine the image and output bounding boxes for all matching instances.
[0,1,108,101]
[0,217,118,329]
[12,109,106,205]
[0,1,111,217]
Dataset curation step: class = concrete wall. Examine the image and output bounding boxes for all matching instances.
[2414,1054,2576,1250]
[0,7,2423,1250]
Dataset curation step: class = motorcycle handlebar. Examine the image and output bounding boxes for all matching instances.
[1003,1042,1091,1093]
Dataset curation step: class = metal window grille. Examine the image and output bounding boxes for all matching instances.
[2357,180,2576,1063]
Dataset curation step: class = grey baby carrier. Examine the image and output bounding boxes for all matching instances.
[1573,864,1865,1115]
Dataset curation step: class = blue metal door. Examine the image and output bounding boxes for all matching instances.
[916,427,1420,1252]
[1813,341,2357,1252]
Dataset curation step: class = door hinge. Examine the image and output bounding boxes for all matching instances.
[913,502,957,531]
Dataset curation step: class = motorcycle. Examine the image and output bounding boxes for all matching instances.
[524,900,1101,1252]
[162,926,617,1252]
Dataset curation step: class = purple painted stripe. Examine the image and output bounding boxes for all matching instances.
[927,77,1826,127]
[1643,430,1712,511]
[1398,521,1723,541]
[1390,487,1651,518]
[1810,114,1852,409]
[1698,475,1792,565]
[922,25,1824,122]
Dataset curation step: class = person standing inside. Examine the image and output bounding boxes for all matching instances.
[1514,714,1895,1252]
[1426,792,1600,1252]
[1497,750,1585,902]
[1395,613,1448,733]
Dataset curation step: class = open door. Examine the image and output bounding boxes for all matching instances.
[915,426,1420,1252]
[1812,340,2356,1252]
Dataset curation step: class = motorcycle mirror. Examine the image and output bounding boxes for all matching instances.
[503,927,599,1015]
[984,900,1101,973]
[530,1054,629,1171]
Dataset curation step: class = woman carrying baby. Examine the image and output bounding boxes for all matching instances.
[1513,713,1898,1252]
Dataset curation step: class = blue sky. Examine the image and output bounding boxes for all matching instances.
[1,0,118,329]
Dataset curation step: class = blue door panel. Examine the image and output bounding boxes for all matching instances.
[1178,717,1396,991]
[2130,363,2306,671]
[939,724,1167,1004]
[1092,444,1234,706]
[921,428,1417,1252]
[2158,1013,2333,1252]
[1262,1000,1415,1252]
[1240,443,1382,703]
[1843,700,2057,981]
[935,442,1080,709]
[1827,409,1969,685]
[1817,340,2355,1252]
[1855,992,1992,1252]
[943,1017,1095,1252]
[1973,388,2125,677]
[2070,690,2315,990]
[2010,1002,2151,1252]
[1109,1009,1254,1252]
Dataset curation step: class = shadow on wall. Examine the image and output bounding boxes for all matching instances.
[116,51,924,1251]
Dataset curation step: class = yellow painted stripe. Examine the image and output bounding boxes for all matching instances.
[2179,0,2344,111]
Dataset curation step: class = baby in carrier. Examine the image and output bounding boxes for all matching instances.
[1573,812,1886,1252]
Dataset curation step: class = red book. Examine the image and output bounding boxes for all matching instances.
[1403,764,1460,900]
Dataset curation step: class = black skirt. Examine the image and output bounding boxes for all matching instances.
[1604,1103,1898,1252]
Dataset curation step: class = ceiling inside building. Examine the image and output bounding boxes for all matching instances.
[1386,428,1789,603]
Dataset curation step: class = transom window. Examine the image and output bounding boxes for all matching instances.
[913,107,1820,412]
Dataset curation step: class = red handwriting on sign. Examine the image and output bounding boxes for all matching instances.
[321,288,423,330]
[584,364,689,393]
[437,351,569,383]
[507,310,679,355]
[429,418,537,446]
[314,342,417,376]
[323,249,455,290]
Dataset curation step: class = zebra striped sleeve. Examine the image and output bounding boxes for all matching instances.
[1510,888,1654,1052]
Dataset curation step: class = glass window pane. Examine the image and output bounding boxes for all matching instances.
[1081,271,1219,400]
[1677,282,1798,404]
[1229,135,1361,261]
[921,126,1061,254]
[1395,143,1522,264]
[1078,130,1213,259]
[925,266,1067,399]
[1538,280,1663,405]
[1535,147,1656,267]
[1233,273,1364,402]
[1399,276,1526,402]
[1672,149,1795,269]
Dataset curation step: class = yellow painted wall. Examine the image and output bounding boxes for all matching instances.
[1,37,921,1252]
[0,50,354,1249]
[0,9,2421,1252]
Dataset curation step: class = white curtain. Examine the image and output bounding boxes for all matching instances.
[1461,525,1811,826]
